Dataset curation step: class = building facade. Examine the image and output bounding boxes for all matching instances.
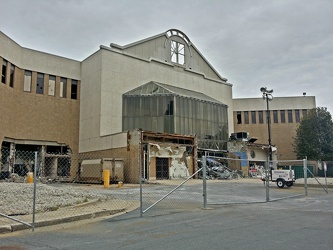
[0,29,233,182]
[233,96,316,160]
[0,31,81,178]
[0,28,318,182]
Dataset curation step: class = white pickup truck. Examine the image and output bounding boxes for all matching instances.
[261,169,296,188]
[271,169,296,188]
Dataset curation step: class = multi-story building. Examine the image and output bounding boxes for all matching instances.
[0,29,233,182]
[233,96,316,161]
[0,28,318,181]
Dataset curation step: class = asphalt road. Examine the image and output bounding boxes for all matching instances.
[1,181,332,250]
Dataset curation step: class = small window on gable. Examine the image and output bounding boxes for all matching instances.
[171,41,185,65]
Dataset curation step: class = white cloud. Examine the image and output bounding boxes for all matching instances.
[1,0,332,113]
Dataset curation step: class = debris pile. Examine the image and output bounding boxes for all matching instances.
[198,158,241,180]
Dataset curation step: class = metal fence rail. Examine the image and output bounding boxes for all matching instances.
[1,146,330,231]
[0,149,136,230]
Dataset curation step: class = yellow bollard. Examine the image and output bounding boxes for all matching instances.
[103,170,110,188]
[117,181,123,188]
[27,172,33,183]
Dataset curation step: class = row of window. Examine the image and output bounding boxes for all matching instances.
[236,109,308,125]
[1,58,79,100]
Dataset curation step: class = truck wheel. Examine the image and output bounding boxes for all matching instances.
[286,182,293,187]
[276,179,285,188]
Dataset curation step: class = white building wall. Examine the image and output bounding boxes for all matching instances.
[0,32,80,79]
[233,96,316,111]
[79,46,233,152]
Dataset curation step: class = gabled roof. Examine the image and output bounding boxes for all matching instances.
[110,29,228,82]
[123,81,227,106]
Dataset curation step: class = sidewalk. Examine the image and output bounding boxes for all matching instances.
[0,198,139,234]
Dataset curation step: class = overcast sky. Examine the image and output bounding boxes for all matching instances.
[1,0,332,114]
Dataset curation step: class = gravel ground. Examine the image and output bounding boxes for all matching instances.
[1,177,332,217]
[0,182,111,216]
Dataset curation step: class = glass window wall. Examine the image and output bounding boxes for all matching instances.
[123,94,228,149]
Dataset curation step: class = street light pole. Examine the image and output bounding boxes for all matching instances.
[260,87,273,180]
[265,93,273,163]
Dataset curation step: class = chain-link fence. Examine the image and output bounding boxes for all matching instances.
[1,147,330,230]
[138,153,321,217]
[0,148,138,230]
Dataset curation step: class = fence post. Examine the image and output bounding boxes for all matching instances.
[303,158,308,196]
[139,134,143,218]
[202,154,207,209]
[32,151,38,232]
[265,161,270,202]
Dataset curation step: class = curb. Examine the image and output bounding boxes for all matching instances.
[0,208,125,234]
[294,183,333,188]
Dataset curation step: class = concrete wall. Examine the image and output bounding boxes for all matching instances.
[233,96,316,111]
[79,42,233,152]
[0,32,80,79]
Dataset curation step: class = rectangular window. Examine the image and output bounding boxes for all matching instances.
[171,41,185,65]
[273,110,278,123]
[302,109,307,118]
[60,77,67,98]
[24,70,32,92]
[280,110,286,123]
[258,111,263,124]
[236,111,242,124]
[36,73,44,94]
[9,64,15,87]
[288,110,293,123]
[295,109,300,123]
[244,111,249,124]
[71,79,78,99]
[251,111,256,124]
[2,59,7,84]
[48,75,56,96]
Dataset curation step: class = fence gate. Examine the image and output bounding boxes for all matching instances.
[200,154,307,206]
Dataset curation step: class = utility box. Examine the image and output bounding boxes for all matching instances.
[113,158,124,183]
[79,158,124,184]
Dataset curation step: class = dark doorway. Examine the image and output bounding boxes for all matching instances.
[156,157,169,179]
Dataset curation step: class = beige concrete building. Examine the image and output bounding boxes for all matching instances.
[233,96,316,161]
[0,29,233,182]
[0,28,318,182]
[0,31,81,178]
